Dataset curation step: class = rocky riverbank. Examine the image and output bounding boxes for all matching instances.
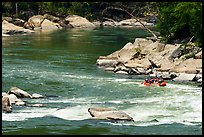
[2,13,202,86]
[2,14,155,36]
[96,37,202,86]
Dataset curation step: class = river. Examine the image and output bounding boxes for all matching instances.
[2,27,202,135]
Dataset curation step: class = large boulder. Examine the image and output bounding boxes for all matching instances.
[170,58,202,74]
[96,56,118,67]
[65,15,96,29]
[3,94,23,105]
[2,17,13,22]
[58,19,73,28]
[118,19,137,26]
[41,19,62,31]
[102,21,117,27]
[2,20,34,35]
[96,37,202,78]
[88,107,134,121]
[117,42,139,62]
[118,19,154,27]
[2,96,12,113]
[173,73,196,82]
[43,14,60,23]
[7,87,32,98]
[2,17,25,27]
[25,15,45,30]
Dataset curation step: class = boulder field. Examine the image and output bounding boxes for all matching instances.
[2,87,45,113]
[96,38,202,85]
[2,14,155,36]
[2,87,135,122]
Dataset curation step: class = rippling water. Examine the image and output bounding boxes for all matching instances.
[2,27,202,135]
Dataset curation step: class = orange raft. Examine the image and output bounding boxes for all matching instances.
[142,78,167,87]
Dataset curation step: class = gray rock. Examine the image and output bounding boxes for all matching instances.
[27,15,45,28]
[4,94,25,106]
[88,107,134,121]
[173,73,196,82]
[96,59,118,67]
[41,19,61,31]
[2,20,34,35]
[31,93,44,99]
[4,94,21,105]
[2,96,12,113]
[65,15,96,29]
[137,67,146,74]
[168,45,184,62]
[156,43,165,52]
[115,70,129,75]
[8,87,32,98]
[105,67,115,71]
[43,14,60,23]
[2,92,9,97]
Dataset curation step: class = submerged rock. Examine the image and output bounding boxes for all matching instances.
[150,119,159,122]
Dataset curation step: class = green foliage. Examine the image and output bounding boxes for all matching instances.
[68,2,91,18]
[134,47,141,53]
[2,2,15,16]
[2,2,202,47]
[154,2,202,47]
[133,47,142,58]
[2,2,97,20]
[67,2,101,20]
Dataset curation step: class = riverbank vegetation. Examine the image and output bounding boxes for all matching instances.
[2,2,202,47]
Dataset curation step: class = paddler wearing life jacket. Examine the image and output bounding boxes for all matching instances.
[143,72,166,86]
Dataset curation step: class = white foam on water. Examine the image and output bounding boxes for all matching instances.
[2,96,103,122]
[166,83,201,93]
[114,78,128,82]
[47,97,128,105]
[107,100,125,104]
[47,97,98,104]
[49,105,91,120]
[112,85,202,126]
[2,68,202,127]
[2,108,58,121]
[2,103,95,122]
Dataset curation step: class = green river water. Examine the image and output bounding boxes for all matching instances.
[2,27,202,135]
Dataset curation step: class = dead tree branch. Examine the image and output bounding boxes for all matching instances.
[102,6,158,39]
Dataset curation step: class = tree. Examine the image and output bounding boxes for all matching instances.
[154,2,202,47]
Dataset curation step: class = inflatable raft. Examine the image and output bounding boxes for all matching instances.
[142,78,167,87]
